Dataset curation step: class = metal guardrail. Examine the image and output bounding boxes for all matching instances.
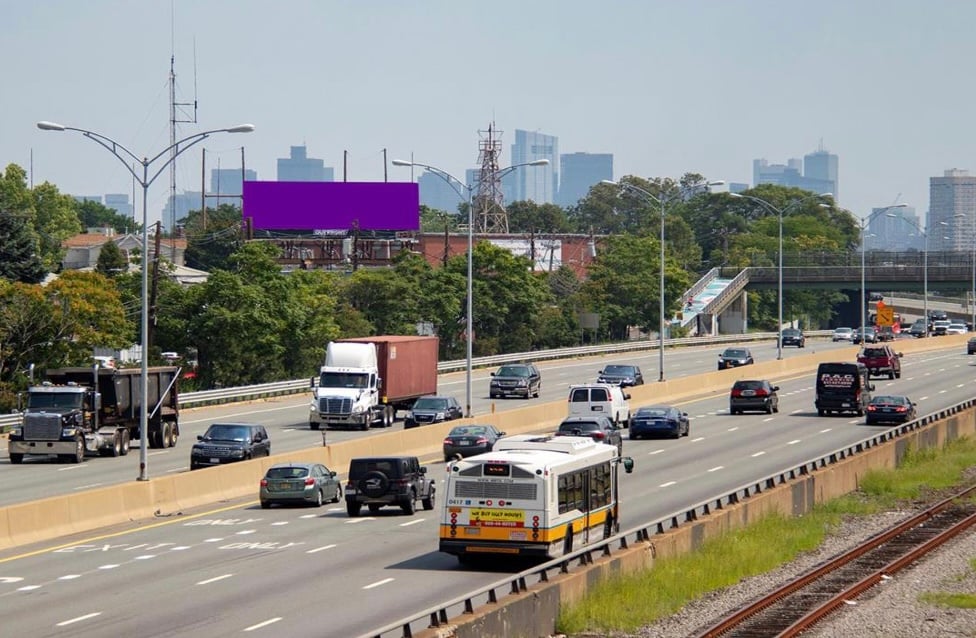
[359,397,974,638]
[0,330,832,431]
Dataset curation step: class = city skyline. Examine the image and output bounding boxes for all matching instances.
[5,1,975,227]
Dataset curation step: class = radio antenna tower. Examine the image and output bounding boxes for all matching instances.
[474,123,507,233]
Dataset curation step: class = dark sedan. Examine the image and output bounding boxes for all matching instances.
[629,405,690,440]
[259,462,342,509]
[865,395,917,425]
[718,348,754,370]
[779,328,805,348]
[596,364,644,387]
[404,395,463,429]
[968,337,976,355]
[442,424,506,461]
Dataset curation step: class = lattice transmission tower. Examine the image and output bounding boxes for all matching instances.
[473,123,508,233]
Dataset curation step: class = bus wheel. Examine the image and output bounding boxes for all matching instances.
[603,515,615,539]
[563,525,574,555]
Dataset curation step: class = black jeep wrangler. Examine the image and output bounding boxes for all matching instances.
[345,456,435,516]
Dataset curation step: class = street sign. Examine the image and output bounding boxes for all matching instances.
[876,305,894,327]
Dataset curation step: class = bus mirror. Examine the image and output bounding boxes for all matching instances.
[622,457,634,473]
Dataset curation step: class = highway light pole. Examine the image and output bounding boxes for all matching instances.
[38,120,254,480]
[392,158,548,418]
[605,179,724,381]
[729,192,831,360]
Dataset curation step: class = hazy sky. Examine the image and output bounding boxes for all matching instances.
[4,1,974,226]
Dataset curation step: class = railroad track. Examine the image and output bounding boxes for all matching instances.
[693,485,976,638]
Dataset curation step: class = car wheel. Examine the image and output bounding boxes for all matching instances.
[889,371,895,380]
[346,501,362,517]
[9,453,23,464]
[895,371,901,379]
[261,501,271,509]
[331,485,342,503]
[402,495,416,515]
[683,424,690,437]
[422,489,435,511]
[310,422,319,431]
[766,404,773,415]
[314,490,324,507]
[773,402,779,414]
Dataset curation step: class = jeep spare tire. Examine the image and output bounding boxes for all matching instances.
[359,471,390,498]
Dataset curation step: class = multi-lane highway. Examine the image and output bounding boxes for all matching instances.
[0,338,972,637]
[0,337,848,507]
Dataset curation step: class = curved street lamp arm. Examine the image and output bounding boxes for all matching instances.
[392,161,468,200]
[143,127,254,188]
[63,128,143,182]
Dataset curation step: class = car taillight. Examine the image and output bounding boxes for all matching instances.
[867,405,877,412]
[345,481,355,489]
[443,439,453,445]
[731,389,742,397]
[304,478,315,486]
[475,437,488,444]
[894,406,907,412]
[260,479,268,487]
[592,432,606,440]
[755,389,768,397]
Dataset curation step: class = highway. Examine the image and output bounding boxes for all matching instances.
[0,337,850,507]
[0,338,972,637]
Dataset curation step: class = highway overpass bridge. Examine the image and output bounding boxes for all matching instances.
[682,250,975,334]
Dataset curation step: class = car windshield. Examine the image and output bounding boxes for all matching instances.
[635,407,670,417]
[834,328,852,333]
[602,365,633,375]
[496,366,530,377]
[449,425,488,437]
[872,396,908,405]
[320,371,369,389]
[266,466,310,479]
[204,425,250,441]
[413,397,448,410]
[723,349,748,358]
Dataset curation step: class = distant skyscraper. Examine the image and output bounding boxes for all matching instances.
[865,206,921,252]
[510,129,557,204]
[162,191,203,231]
[276,145,334,181]
[417,170,464,213]
[752,146,838,200]
[930,169,976,252]
[210,168,258,197]
[558,153,612,207]
[104,193,133,219]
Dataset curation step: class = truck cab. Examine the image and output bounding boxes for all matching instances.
[310,342,391,431]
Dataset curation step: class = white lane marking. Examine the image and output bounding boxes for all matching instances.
[17,585,41,591]
[243,617,282,632]
[171,546,191,551]
[236,530,256,535]
[920,395,929,400]
[0,577,23,583]
[690,437,705,443]
[299,514,319,519]
[56,465,88,472]
[203,538,224,543]
[751,451,766,457]
[939,389,947,394]
[648,449,664,455]
[787,440,801,445]
[790,409,803,414]
[307,544,337,554]
[346,518,375,524]
[166,467,184,473]
[134,555,156,560]
[57,612,102,626]
[148,451,167,457]
[819,429,832,434]
[363,577,395,590]
[271,522,288,526]
[58,574,81,580]
[727,427,739,432]
[98,564,119,570]
[197,574,234,585]
[707,466,724,472]
[762,417,774,422]
[659,481,677,488]
[958,383,965,388]
[400,519,425,527]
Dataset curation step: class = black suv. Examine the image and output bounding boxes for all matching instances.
[729,380,780,415]
[190,422,270,470]
[779,328,806,348]
[345,456,435,516]
[555,416,623,454]
[489,363,542,399]
[596,364,644,387]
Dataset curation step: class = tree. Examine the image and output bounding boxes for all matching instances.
[76,199,138,234]
[31,182,82,271]
[95,241,129,278]
[505,201,573,234]
[182,203,244,272]
[0,210,46,283]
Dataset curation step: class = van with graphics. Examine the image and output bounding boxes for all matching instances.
[815,362,874,417]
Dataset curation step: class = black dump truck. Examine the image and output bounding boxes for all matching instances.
[8,366,180,464]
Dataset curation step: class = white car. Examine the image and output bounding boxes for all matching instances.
[946,322,968,335]
[831,327,854,342]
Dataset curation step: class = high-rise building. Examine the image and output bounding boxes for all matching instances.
[208,168,258,209]
[558,153,612,207]
[930,169,976,252]
[276,145,334,182]
[417,170,465,214]
[509,129,557,204]
[162,191,203,232]
[865,206,921,252]
[104,193,133,219]
[753,146,838,200]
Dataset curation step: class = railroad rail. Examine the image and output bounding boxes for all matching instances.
[693,485,976,637]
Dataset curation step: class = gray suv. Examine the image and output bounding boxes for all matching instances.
[345,456,435,516]
[190,422,270,470]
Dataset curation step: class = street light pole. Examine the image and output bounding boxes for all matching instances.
[729,192,831,359]
[392,158,548,417]
[38,120,254,480]
[605,179,724,381]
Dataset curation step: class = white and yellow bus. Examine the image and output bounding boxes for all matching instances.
[440,434,634,562]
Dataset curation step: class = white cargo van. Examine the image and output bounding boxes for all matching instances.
[567,383,631,426]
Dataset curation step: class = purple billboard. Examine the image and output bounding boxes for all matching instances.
[242,181,420,231]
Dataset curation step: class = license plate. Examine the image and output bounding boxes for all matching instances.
[210,458,220,464]
[841,403,850,407]
[459,440,471,446]
[464,527,481,535]
[509,531,527,541]
[742,390,755,397]
[592,406,604,411]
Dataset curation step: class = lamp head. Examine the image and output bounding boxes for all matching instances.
[728,192,743,198]
[601,180,619,186]
[391,159,413,167]
[707,180,726,187]
[225,124,255,133]
[528,159,550,167]
[37,121,66,131]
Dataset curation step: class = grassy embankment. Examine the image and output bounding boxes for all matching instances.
[557,437,976,635]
